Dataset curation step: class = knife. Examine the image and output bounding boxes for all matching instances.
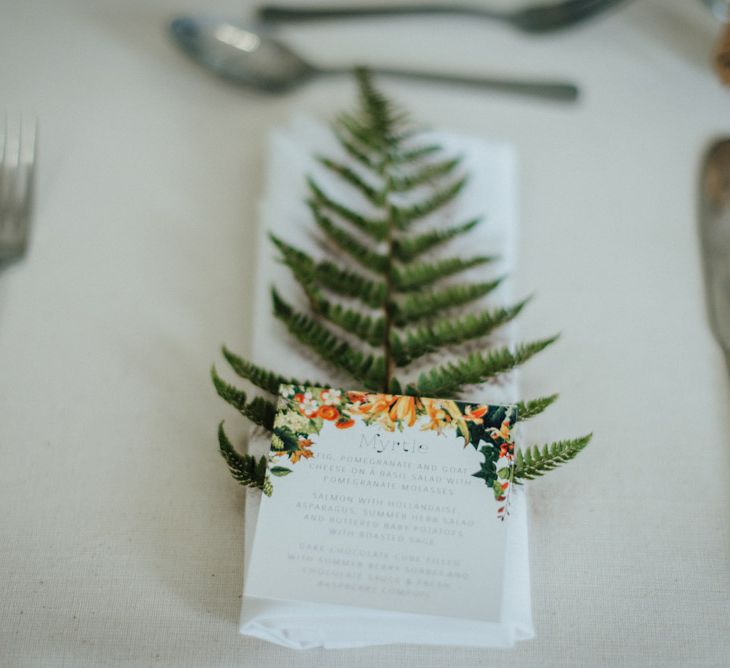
[699,138,730,374]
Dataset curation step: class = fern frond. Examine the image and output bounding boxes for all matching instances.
[222,346,304,395]
[308,180,388,240]
[391,176,468,226]
[389,156,461,192]
[391,300,529,365]
[214,70,588,493]
[218,422,268,491]
[311,205,389,272]
[393,218,481,262]
[393,278,504,325]
[272,288,384,389]
[515,394,560,422]
[408,336,559,397]
[393,255,494,291]
[513,435,592,482]
[211,367,276,429]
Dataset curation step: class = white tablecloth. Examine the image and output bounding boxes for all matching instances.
[1,0,728,666]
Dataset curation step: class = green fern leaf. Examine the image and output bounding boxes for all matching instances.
[515,394,560,422]
[271,234,386,308]
[391,299,529,365]
[311,205,389,272]
[307,291,385,347]
[221,346,306,395]
[391,176,468,226]
[272,288,384,389]
[218,422,268,491]
[211,367,276,429]
[391,143,442,163]
[308,180,388,240]
[334,129,379,170]
[393,218,481,262]
[393,278,504,325]
[318,157,384,206]
[213,70,588,490]
[389,156,462,192]
[408,336,559,397]
[514,435,592,482]
[393,255,494,291]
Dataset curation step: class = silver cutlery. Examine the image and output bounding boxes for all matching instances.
[168,17,579,102]
[699,138,730,374]
[0,117,37,265]
[257,0,629,33]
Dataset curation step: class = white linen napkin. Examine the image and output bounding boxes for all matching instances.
[239,116,533,649]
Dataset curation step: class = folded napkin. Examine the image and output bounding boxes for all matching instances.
[240,116,533,649]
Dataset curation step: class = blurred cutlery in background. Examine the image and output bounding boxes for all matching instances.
[0,117,37,268]
[168,17,579,101]
[699,138,730,376]
[257,0,630,33]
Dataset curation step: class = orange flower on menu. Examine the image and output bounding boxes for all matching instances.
[317,405,340,421]
[335,418,355,429]
[421,398,449,433]
[355,394,393,418]
[464,404,488,424]
[346,391,369,405]
[388,395,417,427]
[290,438,314,464]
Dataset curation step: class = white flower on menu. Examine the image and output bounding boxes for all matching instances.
[320,388,342,406]
[301,392,319,416]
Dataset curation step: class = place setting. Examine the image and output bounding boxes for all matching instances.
[2,0,730,665]
[188,0,613,651]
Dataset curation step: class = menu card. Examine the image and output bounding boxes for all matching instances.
[244,385,518,622]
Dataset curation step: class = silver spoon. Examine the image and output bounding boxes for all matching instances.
[168,17,579,102]
[257,0,629,34]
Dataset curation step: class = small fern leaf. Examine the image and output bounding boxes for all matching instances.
[318,157,384,207]
[337,112,388,153]
[513,434,592,482]
[218,422,268,491]
[312,205,389,273]
[222,346,307,395]
[393,218,481,262]
[334,129,379,170]
[391,176,468,226]
[272,288,383,388]
[392,300,529,365]
[389,156,462,192]
[211,367,276,430]
[393,278,504,325]
[307,291,385,347]
[271,234,386,308]
[391,143,442,163]
[515,394,560,422]
[408,335,559,397]
[393,255,494,292]
[308,179,388,240]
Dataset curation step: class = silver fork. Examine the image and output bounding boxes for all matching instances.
[257,0,630,33]
[0,117,37,264]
